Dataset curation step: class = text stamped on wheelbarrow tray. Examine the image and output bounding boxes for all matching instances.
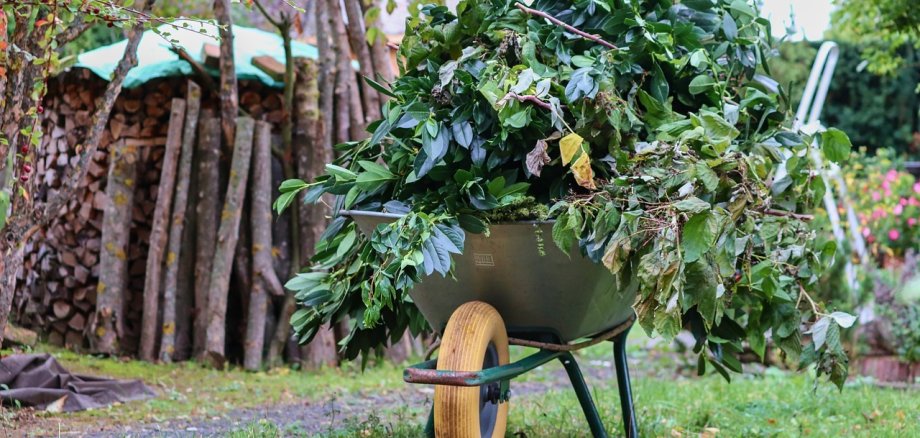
[473,253,495,267]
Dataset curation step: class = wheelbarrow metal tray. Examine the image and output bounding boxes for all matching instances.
[344,210,637,343]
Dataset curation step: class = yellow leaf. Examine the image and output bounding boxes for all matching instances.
[571,153,596,190]
[559,133,583,165]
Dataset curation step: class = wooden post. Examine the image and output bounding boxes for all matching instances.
[324,0,360,143]
[315,0,335,153]
[290,58,338,368]
[204,117,255,368]
[192,113,221,358]
[244,121,281,371]
[140,98,186,362]
[361,0,394,85]
[90,140,137,355]
[159,82,201,362]
[342,0,381,121]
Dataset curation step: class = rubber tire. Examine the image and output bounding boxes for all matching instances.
[434,301,510,438]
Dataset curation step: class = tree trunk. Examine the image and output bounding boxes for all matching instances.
[193,113,221,358]
[139,98,186,362]
[214,0,238,148]
[315,0,335,153]
[329,0,367,140]
[244,121,279,371]
[90,140,138,355]
[159,82,201,362]
[204,117,255,368]
[293,58,338,369]
[361,0,395,84]
[324,0,360,144]
[342,0,381,121]
[233,198,252,295]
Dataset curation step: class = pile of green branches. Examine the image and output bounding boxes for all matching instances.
[278,0,854,387]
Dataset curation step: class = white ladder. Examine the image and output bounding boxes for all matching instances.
[795,41,867,295]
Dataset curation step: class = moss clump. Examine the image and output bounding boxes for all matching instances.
[482,196,549,222]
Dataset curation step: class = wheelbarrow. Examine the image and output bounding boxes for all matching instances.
[346,210,639,438]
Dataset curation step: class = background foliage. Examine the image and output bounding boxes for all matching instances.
[769,41,920,155]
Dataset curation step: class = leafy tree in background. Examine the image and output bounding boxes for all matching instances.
[831,0,918,75]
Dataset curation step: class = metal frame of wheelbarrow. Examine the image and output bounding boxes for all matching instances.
[404,315,639,438]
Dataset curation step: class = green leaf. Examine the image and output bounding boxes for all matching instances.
[674,197,711,214]
[694,161,720,192]
[722,13,738,41]
[649,63,669,103]
[364,76,397,98]
[552,213,577,255]
[273,191,298,214]
[355,161,397,189]
[682,212,720,263]
[279,179,308,193]
[688,75,716,95]
[458,214,488,234]
[0,190,10,231]
[325,164,357,181]
[809,316,831,350]
[729,0,756,17]
[820,128,852,163]
[829,311,856,329]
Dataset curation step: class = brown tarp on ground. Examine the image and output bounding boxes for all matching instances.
[0,353,155,412]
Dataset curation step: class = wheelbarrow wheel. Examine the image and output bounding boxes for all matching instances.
[434,301,509,438]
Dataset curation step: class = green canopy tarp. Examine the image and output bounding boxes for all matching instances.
[75,20,318,89]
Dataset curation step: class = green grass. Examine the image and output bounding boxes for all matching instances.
[3,345,407,434]
[286,371,919,438]
[6,339,920,437]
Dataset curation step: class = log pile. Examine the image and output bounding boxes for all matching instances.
[12,69,286,359]
[12,11,419,366]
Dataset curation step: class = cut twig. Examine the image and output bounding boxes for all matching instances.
[501,92,553,111]
[514,3,618,50]
[763,209,814,221]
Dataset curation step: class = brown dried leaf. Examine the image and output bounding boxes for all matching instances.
[526,139,551,176]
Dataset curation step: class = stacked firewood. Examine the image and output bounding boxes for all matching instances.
[13,14,420,366]
[13,69,286,358]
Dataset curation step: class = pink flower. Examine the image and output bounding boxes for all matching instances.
[911,198,920,207]
[894,204,904,216]
[909,218,917,226]
[886,170,899,182]
[886,188,893,197]
[901,197,909,206]
[882,180,891,190]
[872,191,882,201]
[862,227,871,237]
[914,182,920,194]
[889,229,900,240]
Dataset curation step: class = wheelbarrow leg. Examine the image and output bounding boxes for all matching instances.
[424,405,435,438]
[613,328,638,438]
[558,352,608,438]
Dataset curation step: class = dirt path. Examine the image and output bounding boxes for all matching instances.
[83,359,620,437]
